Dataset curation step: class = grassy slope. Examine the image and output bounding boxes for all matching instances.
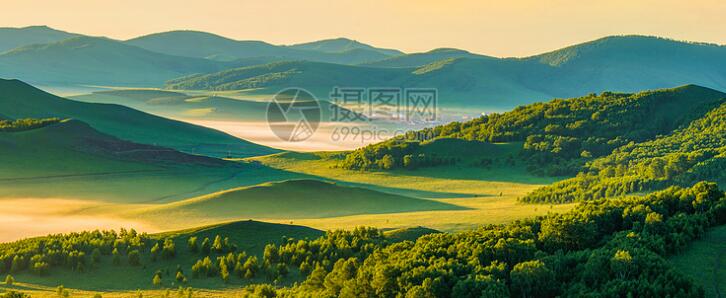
[0,120,159,179]
[249,151,576,232]
[0,118,292,203]
[669,224,726,298]
[135,179,463,222]
[0,79,278,158]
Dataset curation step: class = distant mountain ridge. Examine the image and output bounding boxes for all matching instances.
[1,26,725,109]
[0,25,80,53]
[126,31,402,64]
[0,36,230,86]
[289,37,403,56]
[168,35,726,108]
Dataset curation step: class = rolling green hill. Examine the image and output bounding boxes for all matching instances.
[126,31,400,65]
[167,36,726,109]
[0,116,287,203]
[137,179,463,220]
[341,85,726,174]
[0,36,229,86]
[0,119,227,180]
[165,60,411,94]
[525,35,726,97]
[0,79,278,158]
[523,100,726,203]
[0,25,80,53]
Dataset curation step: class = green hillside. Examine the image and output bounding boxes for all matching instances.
[137,179,463,220]
[523,101,726,203]
[669,224,726,298]
[0,36,229,86]
[126,31,400,65]
[0,79,278,158]
[0,25,79,53]
[526,35,726,97]
[0,220,323,290]
[0,117,284,203]
[0,119,230,179]
[167,36,726,109]
[341,85,726,175]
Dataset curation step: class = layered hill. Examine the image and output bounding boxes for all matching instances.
[0,119,228,180]
[70,89,363,122]
[0,79,278,158]
[0,25,80,53]
[168,36,726,108]
[0,36,229,86]
[138,179,463,220]
[126,31,401,64]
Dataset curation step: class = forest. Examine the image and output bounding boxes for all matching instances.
[2,182,723,297]
[522,102,726,203]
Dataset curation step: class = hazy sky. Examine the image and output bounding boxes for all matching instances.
[1,0,724,57]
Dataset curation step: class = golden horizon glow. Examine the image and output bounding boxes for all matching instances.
[1,0,724,57]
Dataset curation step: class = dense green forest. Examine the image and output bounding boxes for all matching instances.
[3,182,722,297]
[340,85,725,175]
[523,103,726,203]
[210,182,724,297]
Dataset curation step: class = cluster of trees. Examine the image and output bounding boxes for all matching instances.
[186,228,387,285]
[523,103,726,203]
[0,118,61,132]
[239,181,725,297]
[339,140,456,170]
[187,235,237,255]
[0,228,150,276]
[186,234,264,284]
[339,87,722,175]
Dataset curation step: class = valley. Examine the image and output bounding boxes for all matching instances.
[0,16,724,297]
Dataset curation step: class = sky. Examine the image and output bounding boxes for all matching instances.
[1,0,724,57]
